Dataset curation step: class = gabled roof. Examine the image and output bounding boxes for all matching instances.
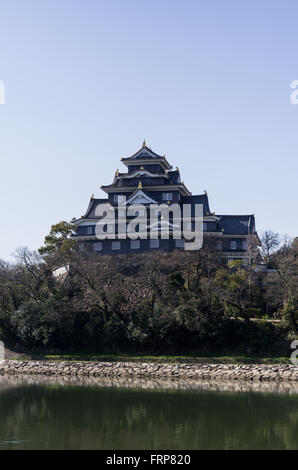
[126,189,159,205]
[121,143,172,170]
[123,142,164,160]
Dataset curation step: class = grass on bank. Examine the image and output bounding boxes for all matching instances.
[20,353,292,364]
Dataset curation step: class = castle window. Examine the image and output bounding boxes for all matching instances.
[112,241,121,250]
[203,222,207,231]
[242,240,248,250]
[87,226,93,235]
[150,239,159,248]
[130,240,140,250]
[217,240,222,250]
[175,239,184,248]
[162,192,173,201]
[231,241,237,250]
[113,194,120,202]
[93,242,102,251]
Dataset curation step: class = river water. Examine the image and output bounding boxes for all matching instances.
[0,375,297,450]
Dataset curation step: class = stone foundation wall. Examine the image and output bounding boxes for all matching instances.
[0,361,298,382]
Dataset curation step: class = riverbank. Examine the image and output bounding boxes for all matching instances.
[6,349,293,364]
[0,360,298,382]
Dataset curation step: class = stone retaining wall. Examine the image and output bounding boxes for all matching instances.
[0,361,298,382]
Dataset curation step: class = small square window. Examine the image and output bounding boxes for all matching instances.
[175,239,184,248]
[150,239,159,248]
[162,192,173,201]
[93,242,102,251]
[87,226,93,235]
[231,241,237,250]
[242,240,248,250]
[112,241,121,250]
[217,240,222,250]
[130,240,140,249]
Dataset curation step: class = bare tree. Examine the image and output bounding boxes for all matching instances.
[260,230,280,264]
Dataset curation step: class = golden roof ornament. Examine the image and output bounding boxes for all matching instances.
[91,194,94,199]
[138,181,143,189]
[204,189,207,194]
[142,139,146,148]
[206,211,210,216]
[140,166,144,170]
[100,185,103,189]
[115,169,119,176]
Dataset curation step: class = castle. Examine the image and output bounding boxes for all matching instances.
[72,142,259,259]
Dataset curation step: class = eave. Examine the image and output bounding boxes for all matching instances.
[119,169,169,179]
[100,183,191,196]
[121,157,172,171]
[123,144,164,159]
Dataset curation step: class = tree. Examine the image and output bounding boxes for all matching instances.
[260,230,280,265]
[214,260,262,320]
[39,221,76,260]
[275,237,298,330]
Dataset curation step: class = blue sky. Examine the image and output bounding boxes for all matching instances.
[0,0,297,260]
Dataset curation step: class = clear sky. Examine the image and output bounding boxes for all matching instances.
[0,0,297,260]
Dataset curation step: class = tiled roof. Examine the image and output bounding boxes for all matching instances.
[217,215,256,235]
[84,198,108,217]
[167,170,181,184]
[181,194,211,216]
[122,146,164,161]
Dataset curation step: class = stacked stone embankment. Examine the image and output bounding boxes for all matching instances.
[0,361,298,382]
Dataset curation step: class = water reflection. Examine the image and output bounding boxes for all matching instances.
[0,374,298,394]
[0,375,297,450]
